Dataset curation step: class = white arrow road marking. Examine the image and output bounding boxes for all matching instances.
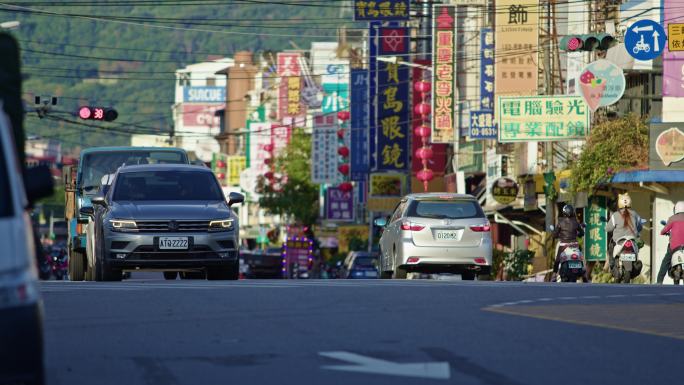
[319,351,451,380]
[652,31,661,52]
[632,25,654,33]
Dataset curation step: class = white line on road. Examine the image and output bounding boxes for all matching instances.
[319,351,451,380]
[487,292,683,309]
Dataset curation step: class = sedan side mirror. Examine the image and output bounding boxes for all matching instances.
[79,206,94,217]
[228,192,244,206]
[91,194,107,206]
[373,218,387,227]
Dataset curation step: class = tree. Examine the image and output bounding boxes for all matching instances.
[570,114,648,193]
[258,128,319,226]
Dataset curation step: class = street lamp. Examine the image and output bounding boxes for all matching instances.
[0,20,20,30]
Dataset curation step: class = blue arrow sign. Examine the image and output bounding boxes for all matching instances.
[625,19,667,61]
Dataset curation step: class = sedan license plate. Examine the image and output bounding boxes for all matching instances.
[567,261,583,269]
[620,253,636,262]
[435,230,460,241]
[159,237,189,250]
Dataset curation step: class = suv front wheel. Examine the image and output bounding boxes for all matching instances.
[95,227,121,282]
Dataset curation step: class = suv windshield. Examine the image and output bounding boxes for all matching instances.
[0,138,12,218]
[113,171,223,201]
[407,200,484,220]
[79,151,187,191]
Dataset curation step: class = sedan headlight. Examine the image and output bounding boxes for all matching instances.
[209,219,234,231]
[109,219,137,231]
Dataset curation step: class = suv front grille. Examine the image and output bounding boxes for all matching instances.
[136,220,209,232]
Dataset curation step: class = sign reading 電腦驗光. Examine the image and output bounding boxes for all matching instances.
[498,96,591,142]
[584,196,607,262]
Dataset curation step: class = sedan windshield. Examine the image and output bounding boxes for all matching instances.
[352,257,378,267]
[113,171,223,201]
[407,200,484,220]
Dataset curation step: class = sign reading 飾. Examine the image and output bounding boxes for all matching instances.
[498,96,591,142]
[350,69,370,181]
[431,5,457,144]
[494,0,539,97]
[584,196,608,261]
[649,123,684,170]
[353,0,409,21]
[376,27,410,171]
[183,86,225,103]
[326,187,355,222]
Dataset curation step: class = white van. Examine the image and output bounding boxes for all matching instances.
[0,105,47,384]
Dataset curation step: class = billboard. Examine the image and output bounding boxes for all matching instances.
[494,0,540,97]
[498,96,591,142]
[325,187,355,222]
[311,114,343,184]
[353,0,410,21]
[183,86,225,103]
[227,156,246,186]
[181,104,224,128]
[584,196,608,261]
[431,5,457,143]
[350,69,370,181]
[664,0,684,97]
[277,52,305,119]
[649,123,684,170]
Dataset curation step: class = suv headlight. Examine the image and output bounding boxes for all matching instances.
[109,219,137,231]
[209,219,234,231]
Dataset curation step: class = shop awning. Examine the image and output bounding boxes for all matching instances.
[611,170,684,183]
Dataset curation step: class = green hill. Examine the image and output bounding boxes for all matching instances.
[4,1,350,149]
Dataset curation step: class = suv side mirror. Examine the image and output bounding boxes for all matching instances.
[228,192,244,206]
[79,206,94,217]
[373,218,387,227]
[24,165,54,206]
[91,194,107,206]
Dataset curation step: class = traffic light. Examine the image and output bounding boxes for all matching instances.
[78,106,118,121]
[560,33,616,52]
[211,153,228,186]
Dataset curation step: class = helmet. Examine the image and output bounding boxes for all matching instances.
[617,193,632,209]
[675,201,684,215]
[561,204,574,217]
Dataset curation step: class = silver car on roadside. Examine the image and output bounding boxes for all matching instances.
[374,193,492,279]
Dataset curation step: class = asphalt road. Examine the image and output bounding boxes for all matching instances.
[40,275,684,385]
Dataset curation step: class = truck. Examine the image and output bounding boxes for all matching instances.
[63,147,190,280]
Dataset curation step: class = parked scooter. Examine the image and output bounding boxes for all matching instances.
[660,219,684,285]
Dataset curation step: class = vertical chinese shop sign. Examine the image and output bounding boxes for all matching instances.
[350,69,370,181]
[277,52,305,119]
[584,196,607,261]
[470,28,497,140]
[431,5,456,143]
[376,27,410,171]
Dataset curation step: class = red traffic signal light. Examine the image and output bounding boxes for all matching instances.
[78,106,118,121]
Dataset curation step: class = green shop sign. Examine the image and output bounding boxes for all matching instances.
[498,95,591,142]
[584,196,607,261]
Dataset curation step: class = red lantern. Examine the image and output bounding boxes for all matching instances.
[337,146,350,157]
[414,81,431,93]
[416,169,434,182]
[263,144,274,152]
[338,164,350,175]
[337,129,345,139]
[415,147,434,160]
[414,103,431,115]
[337,110,350,121]
[264,171,274,180]
[338,182,353,192]
[414,125,431,138]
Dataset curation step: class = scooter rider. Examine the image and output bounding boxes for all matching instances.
[605,193,644,271]
[551,204,585,281]
[657,201,684,284]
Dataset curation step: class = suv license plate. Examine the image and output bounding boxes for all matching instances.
[620,253,636,262]
[159,237,189,250]
[435,230,460,240]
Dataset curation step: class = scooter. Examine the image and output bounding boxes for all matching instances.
[660,220,684,285]
[50,249,68,280]
[38,247,52,280]
[612,235,641,283]
[549,224,586,283]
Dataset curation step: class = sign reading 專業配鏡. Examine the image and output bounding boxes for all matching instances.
[311,114,344,185]
[577,60,626,112]
[431,5,457,144]
[376,27,410,171]
[353,0,409,21]
[494,0,540,97]
[584,196,608,262]
[498,95,591,142]
[649,123,684,170]
[350,69,369,181]
[624,19,668,61]
[325,187,355,222]
[183,86,225,103]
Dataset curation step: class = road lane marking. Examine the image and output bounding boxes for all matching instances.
[319,351,450,380]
